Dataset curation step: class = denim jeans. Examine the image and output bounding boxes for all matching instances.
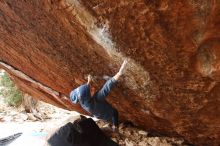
[74,78,119,127]
[92,78,119,126]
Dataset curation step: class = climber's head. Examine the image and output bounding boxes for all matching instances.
[70,84,90,104]
[70,88,79,104]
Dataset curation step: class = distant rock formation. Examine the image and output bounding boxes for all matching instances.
[0,0,219,145]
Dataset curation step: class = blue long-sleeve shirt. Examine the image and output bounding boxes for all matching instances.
[70,78,117,122]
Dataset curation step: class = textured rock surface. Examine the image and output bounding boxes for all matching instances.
[0,0,220,145]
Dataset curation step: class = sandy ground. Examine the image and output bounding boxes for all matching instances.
[0,97,80,146]
[0,96,188,146]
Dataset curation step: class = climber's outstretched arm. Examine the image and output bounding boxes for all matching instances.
[113,59,128,81]
[94,59,128,101]
[87,74,92,85]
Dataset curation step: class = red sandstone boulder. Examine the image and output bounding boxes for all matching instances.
[0,0,219,145]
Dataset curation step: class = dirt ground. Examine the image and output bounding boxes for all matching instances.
[0,97,189,146]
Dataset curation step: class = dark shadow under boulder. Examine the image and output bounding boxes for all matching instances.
[48,118,118,146]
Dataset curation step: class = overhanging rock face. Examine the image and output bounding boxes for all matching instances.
[0,0,220,145]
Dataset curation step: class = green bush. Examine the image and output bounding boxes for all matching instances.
[0,72,23,107]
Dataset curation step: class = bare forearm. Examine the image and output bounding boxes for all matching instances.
[87,74,92,85]
[113,72,121,81]
[113,59,128,81]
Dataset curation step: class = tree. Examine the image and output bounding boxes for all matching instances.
[0,72,23,107]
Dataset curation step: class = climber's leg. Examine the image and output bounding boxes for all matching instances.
[112,108,119,132]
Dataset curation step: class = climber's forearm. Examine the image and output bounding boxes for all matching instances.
[87,75,92,85]
[113,59,128,81]
[113,72,121,81]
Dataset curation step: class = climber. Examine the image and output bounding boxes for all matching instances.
[69,59,128,132]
